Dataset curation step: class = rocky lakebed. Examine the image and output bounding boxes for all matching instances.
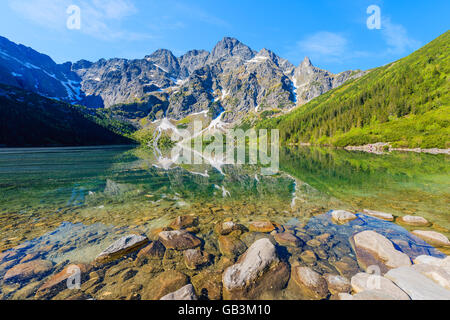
[0,146,448,300]
[0,208,449,301]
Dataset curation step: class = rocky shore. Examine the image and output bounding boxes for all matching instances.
[0,209,449,301]
[345,143,450,155]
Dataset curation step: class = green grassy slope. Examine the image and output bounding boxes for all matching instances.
[257,31,450,148]
[0,84,137,147]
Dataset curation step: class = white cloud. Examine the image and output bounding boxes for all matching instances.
[297,31,348,60]
[92,0,136,19]
[8,0,149,41]
[381,18,421,55]
[288,18,420,68]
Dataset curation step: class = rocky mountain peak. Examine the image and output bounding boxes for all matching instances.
[301,56,313,68]
[258,48,276,59]
[145,49,180,76]
[178,49,210,79]
[208,37,255,63]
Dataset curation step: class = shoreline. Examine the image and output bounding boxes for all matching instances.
[344,143,450,155]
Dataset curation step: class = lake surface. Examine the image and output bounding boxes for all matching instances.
[0,145,448,300]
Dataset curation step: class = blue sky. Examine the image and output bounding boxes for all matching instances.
[0,0,448,73]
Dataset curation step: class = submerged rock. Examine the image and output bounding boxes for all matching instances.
[331,210,357,224]
[183,249,211,270]
[411,230,450,247]
[191,270,223,300]
[274,232,302,247]
[160,284,198,300]
[218,235,247,258]
[249,221,275,233]
[291,266,328,299]
[222,238,289,299]
[363,209,394,222]
[398,215,429,226]
[135,241,166,266]
[169,215,198,230]
[141,270,189,300]
[215,221,246,235]
[299,250,317,264]
[4,259,53,283]
[323,274,351,294]
[158,230,201,250]
[37,264,91,298]
[385,266,450,300]
[350,272,410,300]
[350,230,411,274]
[95,234,148,264]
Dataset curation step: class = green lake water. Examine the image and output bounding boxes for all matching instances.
[0,145,448,300]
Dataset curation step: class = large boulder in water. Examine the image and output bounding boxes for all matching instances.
[350,230,411,274]
[385,266,450,300]
[158,230,201,250]
[160,284,198,300]
[411,230,450,247]
[350,272,410,300]
[222,238,289,299]
[291,266,328,299]
[331,210,357,224]
[95,234,148,264]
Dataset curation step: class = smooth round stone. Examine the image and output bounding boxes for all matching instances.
[215,221,246,235]
[351,272,410,300]
[385,266,450,300]
[223,238,278,291]
[183,249,210,270]
[331,210,357,224]
[248,221,275,233]
[169,215,198,230]
[398,215,429,226]
[4,259,54,283]
[291,266,328,299]
[274,232,302,247]
[324,274,351,294]
[158,230,201,250]
[352,289,406,300]
[218,235,247,258]
[350,230,412,274]
[363,209,394,222]
[95,234,149,264]
[160,284,197,300]
[411,263,450,290]
[135,241,166,266]
[411,230,450,247]
[413,255,450,270]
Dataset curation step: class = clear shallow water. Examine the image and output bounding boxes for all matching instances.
[0,145,448,300]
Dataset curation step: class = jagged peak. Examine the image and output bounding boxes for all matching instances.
[258,48,275,57]
[209,36,255,62]
[145,48,177,60]
[301,56,313,67]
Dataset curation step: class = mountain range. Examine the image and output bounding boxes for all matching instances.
[0,32,448,149]
[0,35,363,124]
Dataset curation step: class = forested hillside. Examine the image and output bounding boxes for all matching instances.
[0,84,137,147]
[257,31,449,149]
